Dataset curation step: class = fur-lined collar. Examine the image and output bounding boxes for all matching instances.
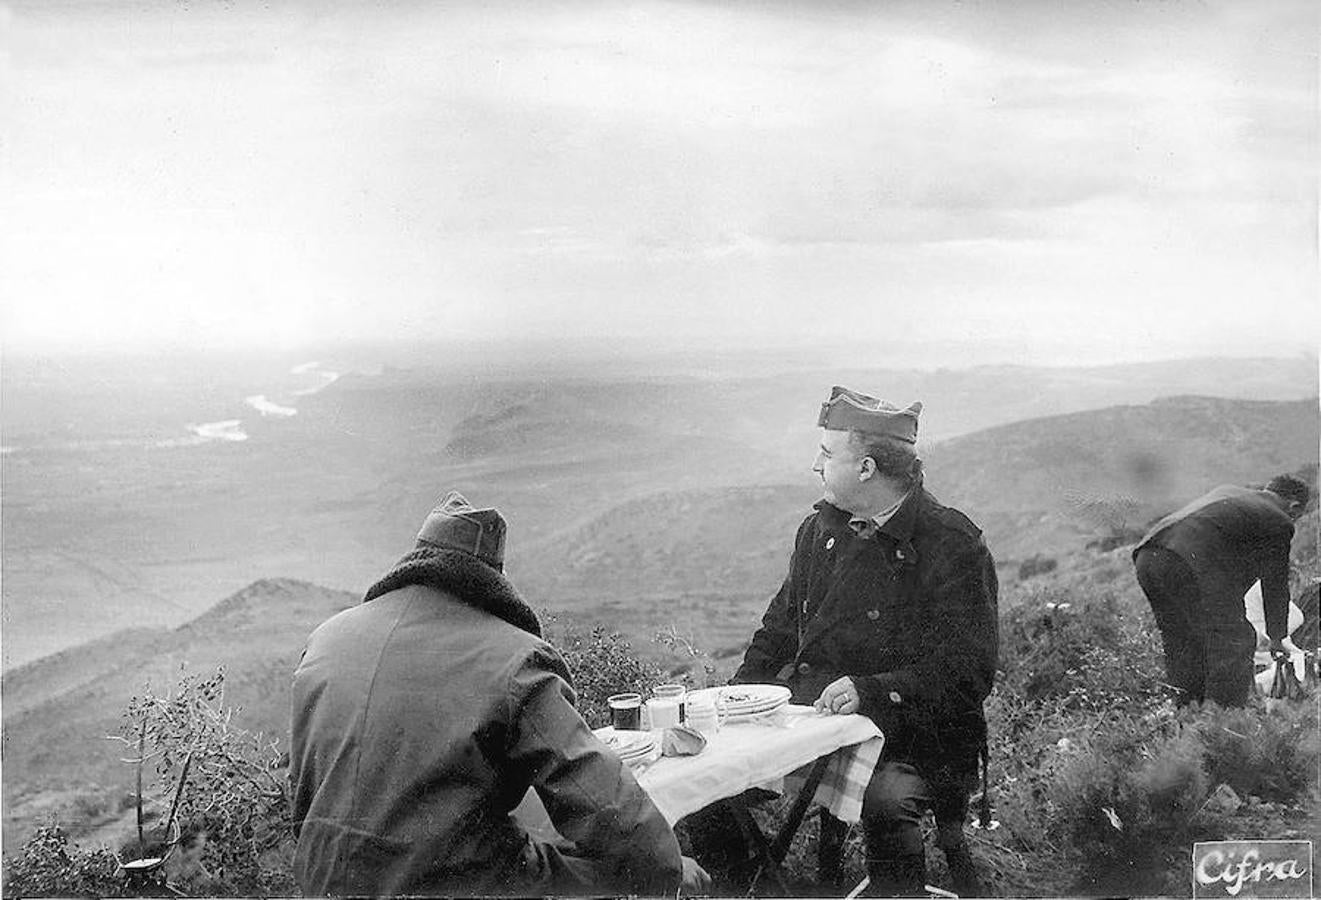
[362,546,542,637]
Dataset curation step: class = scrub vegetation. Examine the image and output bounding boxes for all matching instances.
[3,381,1317,897]
[7,533,1318,898]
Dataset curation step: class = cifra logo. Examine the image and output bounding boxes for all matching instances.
[1193,842,1312,898]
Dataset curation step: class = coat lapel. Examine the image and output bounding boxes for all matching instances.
[795,489,926,657]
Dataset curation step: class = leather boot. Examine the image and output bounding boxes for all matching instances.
[943,844,982,898]
[865,853,926,897]
[817,811,847,891]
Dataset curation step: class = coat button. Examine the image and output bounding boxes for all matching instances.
[866,609,880,621]
[825,537,835,550]
[797,662,812,675]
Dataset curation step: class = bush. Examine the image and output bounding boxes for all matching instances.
[3,825,123,898]
[117,667,294,896]
[5,667,295,898]
[1051,723,1219,896]
[998,587,1164,709]
[542,615,664,728]
[1195,703,1320,803]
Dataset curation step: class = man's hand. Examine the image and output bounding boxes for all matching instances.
[1268,638,1289,661]
[814,676,860,715]
[680,856,711,896]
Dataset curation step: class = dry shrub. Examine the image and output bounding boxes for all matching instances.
[541,614,665,728]
[1195,703,1320,803]
[1052,724,1221,896]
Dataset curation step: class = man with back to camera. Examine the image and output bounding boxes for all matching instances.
[1132,474,1311,707]
[289,491,709,896]
[732,387,999,898]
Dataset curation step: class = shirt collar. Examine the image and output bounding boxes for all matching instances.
[818,476,924,542]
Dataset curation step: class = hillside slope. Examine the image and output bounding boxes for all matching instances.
[5,355,1316,670]
[4,393,1317,852]
[1,579,357,851]
[925,395,1320,560]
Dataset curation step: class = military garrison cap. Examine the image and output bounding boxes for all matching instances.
[416,491,507,571]
[817,386,922,444]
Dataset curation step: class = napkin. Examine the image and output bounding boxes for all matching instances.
[660,725,707,757]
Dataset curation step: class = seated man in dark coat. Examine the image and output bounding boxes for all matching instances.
[1133,474,1310,707]
[289,491,708,897]
[733,387,999,897]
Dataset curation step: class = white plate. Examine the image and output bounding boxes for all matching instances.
[722,701,789,719]
[593,727,657,758]
[688,684,791,711]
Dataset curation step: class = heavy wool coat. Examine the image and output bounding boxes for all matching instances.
[289,547,682,897]
[733,488,999,779]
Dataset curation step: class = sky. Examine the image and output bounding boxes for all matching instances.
[2,0,1317,365]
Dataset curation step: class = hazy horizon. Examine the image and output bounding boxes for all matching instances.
[4,1,1316,363]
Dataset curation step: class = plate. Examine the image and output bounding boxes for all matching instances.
[593,727,657,759]
[721,701,788,719]
[688,684,791,713]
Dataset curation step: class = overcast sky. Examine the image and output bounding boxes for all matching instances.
[3,0,1317,364]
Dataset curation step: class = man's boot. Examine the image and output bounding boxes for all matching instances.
[943,844,982,898]
[817,811,847,891]
[865,853,926,898]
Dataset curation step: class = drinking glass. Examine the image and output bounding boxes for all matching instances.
[646,696,681,730]
[653,683,686,723]
[607,693,642,731]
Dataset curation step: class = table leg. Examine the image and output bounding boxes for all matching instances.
[770,756,831,863]
[721,797,790,895]
[720,755,834,895]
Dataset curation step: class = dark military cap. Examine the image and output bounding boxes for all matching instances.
[416,491,507,571]
[817,385,922,444]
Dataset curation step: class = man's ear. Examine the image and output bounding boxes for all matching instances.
[858,456,877,481]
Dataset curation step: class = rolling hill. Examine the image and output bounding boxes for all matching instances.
[5,391,1316,852]
[4,353,1316,669]
[1,579,358,851]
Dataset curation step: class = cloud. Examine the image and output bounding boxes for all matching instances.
[3,0,1314,358]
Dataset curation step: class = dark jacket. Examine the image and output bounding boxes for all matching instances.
[289,547,682,897]
[1134,485,1295,639]
[733,486,999,777]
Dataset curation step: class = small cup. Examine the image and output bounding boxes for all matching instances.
[653,684,686,723]
[686,696,720,737]
[646,697,682,730]
[607,693,642,731]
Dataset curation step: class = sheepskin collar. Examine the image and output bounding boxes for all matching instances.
[362,546,542,638]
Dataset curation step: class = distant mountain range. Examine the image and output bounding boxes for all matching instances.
[5,388,1317,850]
[4,353,1315,669]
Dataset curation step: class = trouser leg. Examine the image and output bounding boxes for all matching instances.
[1134,547,1206,704]
[932,783,979,898]
[1202,619,1257,707]
[861,762,930,897]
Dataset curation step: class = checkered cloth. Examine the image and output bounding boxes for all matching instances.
[786,727,885,823]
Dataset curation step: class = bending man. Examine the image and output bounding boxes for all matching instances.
[1132,475,1310,707]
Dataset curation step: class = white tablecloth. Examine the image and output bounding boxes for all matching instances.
[632,706,882,824]
[515,706,883,838]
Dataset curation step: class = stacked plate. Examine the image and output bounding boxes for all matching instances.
[686,684,791,721]
[593,727,658,767]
